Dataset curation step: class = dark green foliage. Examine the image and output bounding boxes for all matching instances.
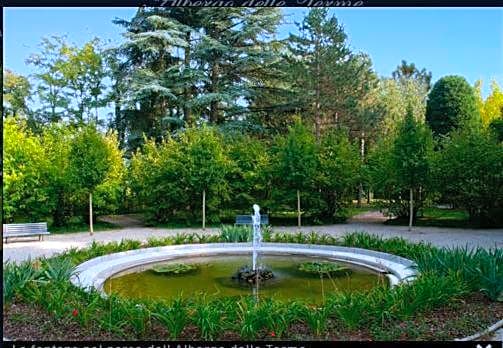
[489,117,503,142]
[271,120,318,222]
[224,134,271,212]
[113,8,282,151]
[129,126,229,224]
[416,247,503,301]
[273,120,318,191]
[317,128,361,219]
[392,106,432,190]
[426,75,480,136]
[287,8,376,139]
[3,69,32,119]
[368,107,434,222]
[342,232,433,260]
[39,257,75,283]
[433,124,503,226]
[342,232,501,301]
[392,60,432,90]
[300,304,330,337]
[391,105,433,224]
[192,297,226,340]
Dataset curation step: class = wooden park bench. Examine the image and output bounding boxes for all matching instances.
[3,222,50,243]
[235,215,269,226]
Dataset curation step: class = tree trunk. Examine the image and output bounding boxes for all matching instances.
[114,102,124,148]
[314,39,321,142]
[209,62,220,124]
[408,188,413,231]
[95,96,99,123]
[202,189,206,231]
[297,189,301,228]
[89,192,94,236]
[184,31,193,126]
[357,132,365,207]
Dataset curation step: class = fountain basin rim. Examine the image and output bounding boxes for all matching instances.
[70,243,418,293]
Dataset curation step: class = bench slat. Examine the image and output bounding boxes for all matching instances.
[235,215,269,225]
[3,222,49,241]
[4,226,47,231]
[4,231,51,236]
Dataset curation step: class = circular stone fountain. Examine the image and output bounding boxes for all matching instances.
[71,205,417,302]
[70,242,418,301]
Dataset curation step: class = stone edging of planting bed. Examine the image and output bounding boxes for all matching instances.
[456,319,503,341]
[70,243,418,293]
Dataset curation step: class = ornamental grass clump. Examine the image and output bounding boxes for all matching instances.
[417,247,503,301]
[3,260,41,303]
[219,225,252,242]
[192,297,225,340]
[342,232,501,301]
[150,297,189,339]
[300,304,331,337]
[235,297,264,339]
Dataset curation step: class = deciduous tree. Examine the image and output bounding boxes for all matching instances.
[433,123,503,226]
[273,120,318,227]
[68,125,112,234]
[392,105,433,230]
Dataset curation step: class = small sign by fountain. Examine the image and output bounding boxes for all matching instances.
[232,204,274,284]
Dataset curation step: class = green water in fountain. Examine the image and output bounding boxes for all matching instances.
[104,255,386,303]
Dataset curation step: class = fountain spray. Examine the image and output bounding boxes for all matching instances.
[252,204,262,272]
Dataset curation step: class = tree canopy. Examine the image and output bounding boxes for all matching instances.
[426,75,480,137]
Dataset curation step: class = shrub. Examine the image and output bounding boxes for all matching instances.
[3,118,51,222]
[433,124,503,227]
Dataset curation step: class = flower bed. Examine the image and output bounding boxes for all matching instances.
[3,231,502,340]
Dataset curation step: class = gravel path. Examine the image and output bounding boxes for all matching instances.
[3,220,502,263]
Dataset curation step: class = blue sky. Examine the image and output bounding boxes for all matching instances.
[3,7,503,98]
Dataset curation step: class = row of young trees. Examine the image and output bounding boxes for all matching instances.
[128,121,362,227]
[3,118,125,232]
[5,107,501,229]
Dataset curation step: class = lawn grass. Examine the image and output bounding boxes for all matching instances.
[385,206,474,228]
[49,220,120,234]
[147,204,378,228]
